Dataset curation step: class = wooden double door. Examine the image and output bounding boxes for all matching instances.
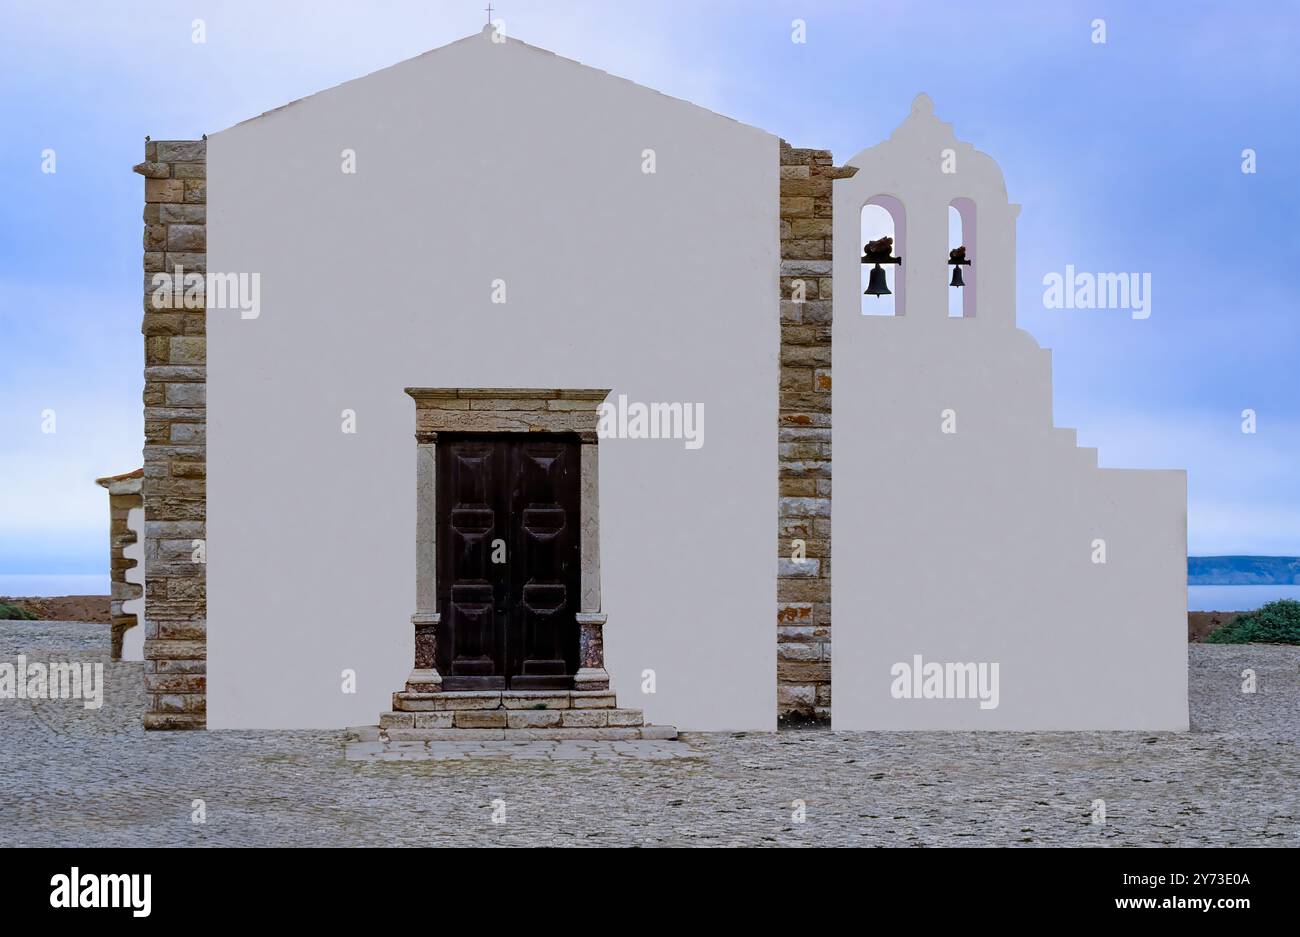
[436,434,581,690]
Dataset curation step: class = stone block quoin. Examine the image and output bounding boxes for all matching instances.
[777,141,857,724]
[134,138,208,729]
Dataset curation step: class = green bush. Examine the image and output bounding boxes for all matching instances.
[0,600,38,621]
[1205,599,1300,645]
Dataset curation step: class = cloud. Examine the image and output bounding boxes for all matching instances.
[0,280,140,568]
[1075,409,1300,554]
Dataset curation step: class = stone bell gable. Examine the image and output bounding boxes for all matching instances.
[829,95,1187,730]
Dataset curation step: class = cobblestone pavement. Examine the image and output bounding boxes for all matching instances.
[1,621,1296,846]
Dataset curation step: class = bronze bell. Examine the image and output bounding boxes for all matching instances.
[864,264,892,296]
[948,245,969,288]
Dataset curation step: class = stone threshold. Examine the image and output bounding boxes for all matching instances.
[381,706,648,729]
[392,689,618,712]
[355,724,679,742]
[344,734,697,762]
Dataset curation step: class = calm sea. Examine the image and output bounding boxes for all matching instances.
[1188,584,1300,612]
[0,574,109,597]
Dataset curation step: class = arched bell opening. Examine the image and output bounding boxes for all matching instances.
[861,195,906,316]
[948,197,977,318]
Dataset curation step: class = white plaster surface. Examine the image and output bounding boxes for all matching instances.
[831,96,1187,729]
[206,28,778,730]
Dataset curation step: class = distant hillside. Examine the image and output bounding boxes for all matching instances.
[1188,556,1300,585]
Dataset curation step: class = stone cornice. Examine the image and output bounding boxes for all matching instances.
[96,467,144,495]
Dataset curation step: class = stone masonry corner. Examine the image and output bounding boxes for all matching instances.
[777,141,857,725]
[135,138,208,729]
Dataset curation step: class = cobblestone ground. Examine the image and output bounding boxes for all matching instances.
[1,621,1296,847]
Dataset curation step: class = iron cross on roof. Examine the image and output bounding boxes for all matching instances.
[485,4,494,22]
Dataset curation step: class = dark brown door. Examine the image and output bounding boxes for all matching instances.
[436,434,581,690]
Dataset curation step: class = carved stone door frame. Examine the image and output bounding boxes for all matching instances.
[404,388,611,695]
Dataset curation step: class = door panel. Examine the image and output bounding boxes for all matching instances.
[436,434,580,689]
[437,439,507,689]
[510,441,580,688]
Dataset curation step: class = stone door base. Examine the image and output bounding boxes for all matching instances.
[376,689,677,741]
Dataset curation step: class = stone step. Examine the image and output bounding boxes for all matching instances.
[393,689,618,712]
[380,707,645,730]
[377,724,679,742]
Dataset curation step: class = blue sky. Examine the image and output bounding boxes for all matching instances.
[1,0,1298,578]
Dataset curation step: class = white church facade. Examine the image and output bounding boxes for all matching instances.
[123,26,1187,734]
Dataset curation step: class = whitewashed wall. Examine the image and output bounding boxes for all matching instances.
[206,28,778,730]
[831,96,1187,730]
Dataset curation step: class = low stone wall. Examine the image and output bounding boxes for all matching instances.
[1188,611,1240,642]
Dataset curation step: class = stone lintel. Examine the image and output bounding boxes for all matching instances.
[406,387,611,403]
